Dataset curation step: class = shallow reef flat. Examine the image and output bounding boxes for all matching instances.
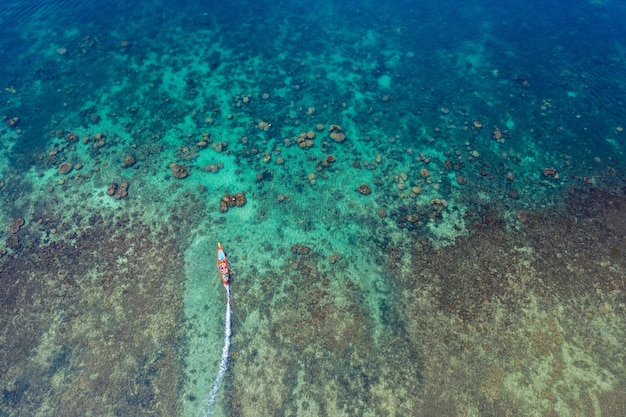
[1,0,626,416]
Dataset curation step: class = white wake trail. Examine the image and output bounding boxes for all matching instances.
[201,285,231,417]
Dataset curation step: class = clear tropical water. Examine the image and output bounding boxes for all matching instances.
[1,0,625,416]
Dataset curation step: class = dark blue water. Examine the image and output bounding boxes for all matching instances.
[2,0,625,168]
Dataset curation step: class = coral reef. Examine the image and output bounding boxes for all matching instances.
[114,182,129,199]
[254,170,273,182]
[2,3,625,416]
[121,155,136,168]
[58,162,73,174]
[356,184,372,195]
[328,124,346,143]
[203,162,224,173]
[295,131,315,149]
[219,192,246,212]
[543,167,559,179]
[106,183,118,196]
[169,163,189,179]
[5,234,20,250]
[397,188,626,416]
[0,211,183,416]
[234,192,246,206]
[8,217,25,234]
[105,182,129,199]
[4,116,19,127]
[290,243,310,255]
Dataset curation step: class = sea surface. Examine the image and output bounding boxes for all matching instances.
[1,0,625,416]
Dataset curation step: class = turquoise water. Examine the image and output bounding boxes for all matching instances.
[1,0,625,416]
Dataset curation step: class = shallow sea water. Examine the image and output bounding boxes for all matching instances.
[1,0,625,416]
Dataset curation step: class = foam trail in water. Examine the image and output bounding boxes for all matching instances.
[202,285,231,417]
